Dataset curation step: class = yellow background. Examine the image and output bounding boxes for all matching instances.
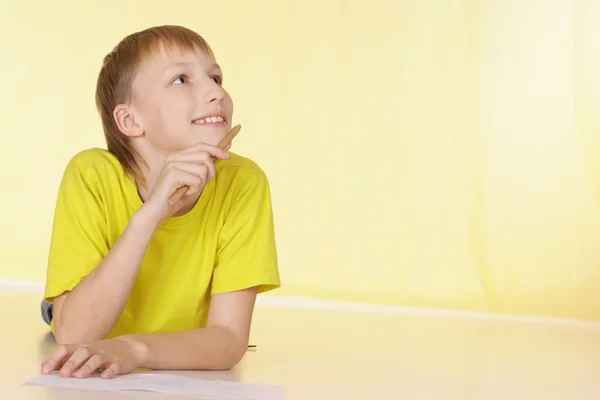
[2,0,600,320]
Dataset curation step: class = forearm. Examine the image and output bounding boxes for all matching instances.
[124,325,247,371]
[55,210,158,344]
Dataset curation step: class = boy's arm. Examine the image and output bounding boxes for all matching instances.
[127,286,258,370]
[128,172,280,370]
[53,210,159,344]
[49,145,230,344]
[44,166,280,376]
[45,154,152,345]
[43,287,258,377]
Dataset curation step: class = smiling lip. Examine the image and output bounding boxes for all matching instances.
[192,112,227,126]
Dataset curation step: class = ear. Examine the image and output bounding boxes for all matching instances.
[113,104,144,137]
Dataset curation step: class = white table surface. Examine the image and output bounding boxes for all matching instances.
[2,291,600,399]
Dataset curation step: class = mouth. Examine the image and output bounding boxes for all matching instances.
[192,113,227,126]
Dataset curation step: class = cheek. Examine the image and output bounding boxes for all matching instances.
[157,97,192,122]
[224,92,234,116]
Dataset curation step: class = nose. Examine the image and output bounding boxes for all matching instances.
[204,77,225,104]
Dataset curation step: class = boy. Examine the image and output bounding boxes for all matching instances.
[39,25,280,379]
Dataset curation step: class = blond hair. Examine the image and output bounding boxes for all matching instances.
[95,25,215,187]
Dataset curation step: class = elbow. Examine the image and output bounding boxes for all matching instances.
[51,293,107,345]
[54,319,106,345]
[53,326,81,346]
[54,333,77,346]
[209,328,248,370]
[210,345,246,371]
[222,348,246,370]
[53,320,73,345]
[212,356,242,371]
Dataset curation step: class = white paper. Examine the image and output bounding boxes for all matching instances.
[24,372,286,400]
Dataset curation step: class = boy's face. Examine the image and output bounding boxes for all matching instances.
[124,45,234,154]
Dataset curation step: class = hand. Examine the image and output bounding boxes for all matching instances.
[40,336,148,379]
[140,143,230,224]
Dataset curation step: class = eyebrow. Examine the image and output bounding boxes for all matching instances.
[165,62,222,71]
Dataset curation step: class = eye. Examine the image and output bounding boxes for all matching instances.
[211,75,223,85]
[171,75,187,85]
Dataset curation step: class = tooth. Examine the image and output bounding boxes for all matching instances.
[198,119,205,124]
[217,116,224,122]
[210,116,218,123]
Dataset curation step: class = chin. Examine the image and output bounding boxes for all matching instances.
[188,128,227,147]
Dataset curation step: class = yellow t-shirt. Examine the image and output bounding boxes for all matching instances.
[44,148,280,338]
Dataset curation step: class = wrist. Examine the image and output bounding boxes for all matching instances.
[130,207,162,233]
[116,334,151,368]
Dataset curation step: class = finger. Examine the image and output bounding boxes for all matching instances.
[41,345,72,374]
[167,152,218,177]
[197,164,210,184]
[166,162,214,189]
[177,143,230,160]
[74,354,105,378]
[182,157,215,181]
[169,167,204,189]
[204,160,216,181]
[100,363,120,379]
[185,177,206,195]
[196,152,218,178]
[186,185,200,195]
[184,167,209,197]
[166,161,212,178]
[59,347,93,378]
[161,170,204,205]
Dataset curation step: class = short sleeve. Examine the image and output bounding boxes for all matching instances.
[44,156,109,302]
[212,173,281,295]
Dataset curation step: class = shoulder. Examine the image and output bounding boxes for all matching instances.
[62,148,127,185]
[213,152,273,208]
[216,152,270,187]
[217,152,267,177]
